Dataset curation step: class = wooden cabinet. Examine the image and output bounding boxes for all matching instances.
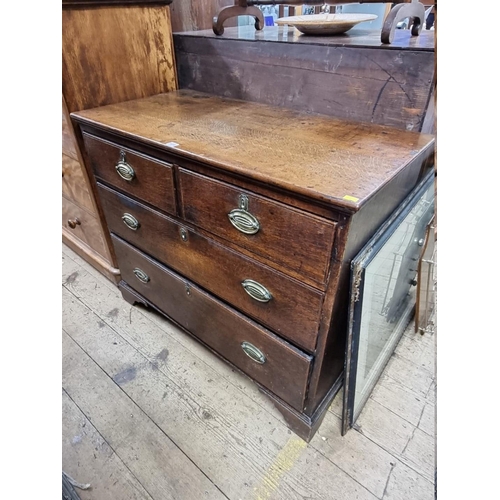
[72,90,435,441]
[62,95,119,282]
[174,27,436,134]
[62,0,178,281]
[170,0,235,32]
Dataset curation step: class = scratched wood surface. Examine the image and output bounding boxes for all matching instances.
[72,90,434,212]
[62,391,153,500]
[62,243,436,500]
[176,26,435,50]
[174,27,435,133]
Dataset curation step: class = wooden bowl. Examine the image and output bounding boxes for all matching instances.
[276,13,378,36]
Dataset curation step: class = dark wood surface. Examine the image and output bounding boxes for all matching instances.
[73,85,435,440]
[176,25,435,50]
[72,90,435,212]
[307,149,434,408]
[112,234,312,411]
[62,5,177,114]
[83,133,177,216]
[174,28,435,133]
[63,1,173,4]
[74,124,348,224]
[99,184,324,352]
[178,169,336,285]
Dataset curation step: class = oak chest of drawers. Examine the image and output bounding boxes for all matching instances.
[72,90,435,441]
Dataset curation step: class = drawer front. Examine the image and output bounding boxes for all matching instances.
[112,234,312,411]
[178,169,337,285]
[62,153,94,214]
[62,196,109,258]
[99,183,323,352]
[83,133,176,216]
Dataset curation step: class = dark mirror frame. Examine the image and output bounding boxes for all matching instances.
[341,169,435,435]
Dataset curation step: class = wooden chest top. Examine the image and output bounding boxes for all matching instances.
[175,26,435,51]
[72,89,435,212]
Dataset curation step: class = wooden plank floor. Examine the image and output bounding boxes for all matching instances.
[62,243,436,500]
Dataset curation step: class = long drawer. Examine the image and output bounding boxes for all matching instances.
[99,183,323,352]
[83,133,177,216]
[112,234,312,411]
[178,169,337,286]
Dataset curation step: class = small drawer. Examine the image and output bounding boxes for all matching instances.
[62,196,109,258]
[99,183,323,352]
[178,169,337,285]
[82,133,176,215]
[113,234,312,411]
[62,153,94,214]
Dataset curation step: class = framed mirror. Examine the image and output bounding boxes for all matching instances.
[342,170,435,434]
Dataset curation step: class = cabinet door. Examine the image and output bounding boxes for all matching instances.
[342,169,435,435]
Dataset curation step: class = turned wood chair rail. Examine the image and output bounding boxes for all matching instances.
[213,0,427,44]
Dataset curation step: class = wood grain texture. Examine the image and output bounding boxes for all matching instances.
[62,96,79,160]
[61,253,387,499]
[63,89,119,277]
[112,235,313,411]
[178,169,336,285]
[62,5,177,114]
[170,0,236,32]
[175,29,434,132]
[308,151,433,408]
[62,243,435,497]
[421,83,436,134]
[62,390,153,500]
[63,196,112,261]
[62,154,95,213]
[99,184,324,352]
[71,85,435,441]
[74,124,345,224]
[174,25,435,50]
[63,1,173,4]
[72,90,435,212]
[62,331,226,500]
[83,133,177,215]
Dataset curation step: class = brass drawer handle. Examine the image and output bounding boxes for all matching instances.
[241,279,272,303]
[228,194,260,235]
[122,213,140,230]
[67,218,81,229]
[241,342,266,364]
[133,268,150,283]
[115,151,135,181]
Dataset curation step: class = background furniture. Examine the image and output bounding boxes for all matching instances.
[62,94,119,282]
[170,0,237,32]
[62,0,178,281]
[212,1,427,43]
[174,26,436,134]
